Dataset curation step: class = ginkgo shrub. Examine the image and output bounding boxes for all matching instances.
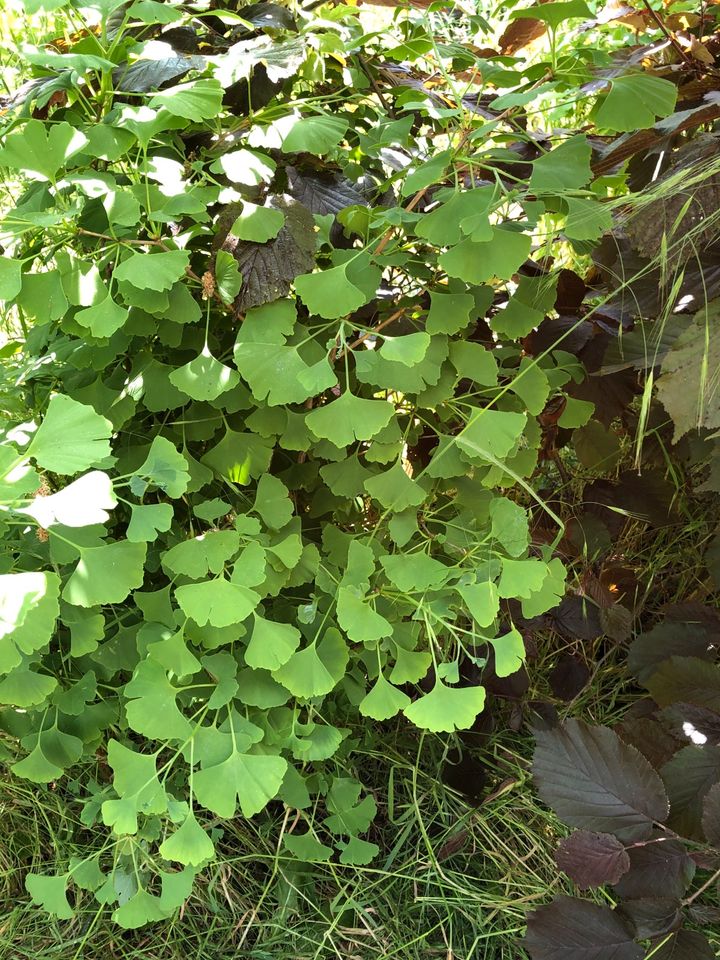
[0,0,684,930]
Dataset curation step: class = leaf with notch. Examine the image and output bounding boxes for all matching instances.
[403,680,486,733]
[28,395,112,475]
[306,393,393,447]
[169,347,240,402]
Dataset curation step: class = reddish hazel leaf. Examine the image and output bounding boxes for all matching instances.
[555,830,630,889]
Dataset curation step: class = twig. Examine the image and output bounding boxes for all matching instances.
[640,0,694,66]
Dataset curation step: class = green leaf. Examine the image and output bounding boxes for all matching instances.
[498,558,548,599]
[0,668,56,707]
[75,290,128,338]
[0,258,22,301]
[215,249,243,303]
[403,680,486,733]
[0,119,88,181]
[490,628,525,677]
[124,659,192,740]
[284,832,333,862]
[163,530,240,579]
[490,497,529,557]
[359,673,410,721]
[457,409,527,462]
[592,73,677,133]
[337,587,393,643]
[193,747,287,818]
[530,136,592,193]
[28,395,112,475]
[509,0,591,30]
[25,873,74,919]
[169,346,240,402]
[439,228,531,284]
[210,148,276,186]
[229,202,285,243]
[364,461,426,511]
[159,813,214,866]
[558,397,594,428]
[564,197,612,241]
[294,262,370,319]
[245,614,301,671]
[0,570,60,670]
[131,436,190,498]
[147,629,201,676]
[457,581,499,629]
[114,250,190,292]
[127,503,174,542]
[426,291,475,335]
[175,578,260,628]
[101,739,167,834]
[380,553,447,592]
[379,332,431,366]
[63,541,147,607]
[306,393,394,447]
[281,115,349,155]
[272,629,348,698]
[149,79,224,121]
[253,474,293,529]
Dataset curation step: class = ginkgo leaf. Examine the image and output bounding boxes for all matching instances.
[127,503,174,542]
[25,873,74,920]
[294,263,368,319]
[193,748,287,818]
[281,115,348,155]
[63,541,147,607]
[359,673,410,721]
[159,813,215,866]
[490,628,525,677]
[244,614,301,671]
[175,578,260,628]
[28,395,112,475]
[457,581,499,628]
[228,202,285,243]
[0,118,88,181]
[131,436,190,499]
[124,659,192,740]
[215,249,243,303]
[253,474,293,529]
[169,346,240,402]
[114,250,189,292]
[272,630,348,698]
[364,461,426,511]
[75,290,128,338]
[403,679,486,733]
[337,586,393,643]
[150,79,223,121]
[163,530,240,579]
[306,393,394,447]
[380,553,448,592]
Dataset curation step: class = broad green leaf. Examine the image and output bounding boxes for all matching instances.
[159,813,214,866]
[390,648,431,685]
[101,739,167,834]
[440,229,531,284]
[13,726,82,782]
[22,471,116,528]
[359,673,410,721]
[558,397,594,428]
[163,530,240,579]
[175,578,260,628]
[25,873,74,920]
[234,339,337,405]
[202,429,274,484]
[457,581,498,629]
[530,136,592,192]
[0,668,57,706]
[497,558,548,599]
[114,250,190,292]
[415,187,495,245]
[127,503,174,542]
[131,436,190,498]
[564,196,612,241]
[490,497,529,557]
[426,291,475,335]
[0,119,88,181]
[253,474,293,529]
[379,332,430,366]
[490,628,525,677]
[28,395,112,475]
[193,748,287,818]
[281,115,349,155]
[337,587,393,643]
[403,679,486,733]
[75,291,128,338]
[0,571,60,671]
[592,73,677,132]
[509,0,591,30]
[0,258,22,301]
[284,832,333,862]
[380,552,447,592]
[147,629,201,676]
[507,358,550,416]
[457,409,527,462]
[272,629,348,698]
[306,393,393,447]
[63,541,147,607]
[295,262,369,319]
[215,249,243,303]
[169,347,240,402]
[124,659,192,740]
[229,202,285,243]
[16,271,68,321]
[449,341,498,385]
[150,79,223,121]
[364,461,426,510]
[245,614,301,670]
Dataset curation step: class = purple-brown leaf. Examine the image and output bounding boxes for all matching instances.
[555,830,630,889]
